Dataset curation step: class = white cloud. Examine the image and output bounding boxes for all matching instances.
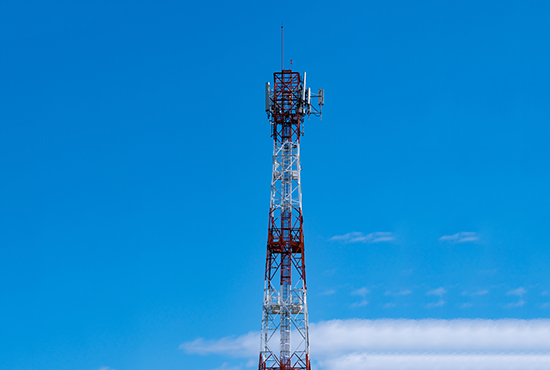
[331,232,394,244]
[183,320,550,369]
[352,287,369,297]
[427,299,446,308]
[182,319,550,365]
[507,287,527,297]
[395,289,412,296]
[180,331,258,358]
[427,287,447,297]
[462,289,489,296]
[180,319,550,356]
[385,290,412,296]
[505,288,526,308]
[319,353,550,370]
[439,232,479,243]
[351,288,369,307]
[212,363,242,370]
[472,289,489,296]
[506,299,526,308]
[311,320,550,353]
[319,289,336,296]
[351,299,369,308]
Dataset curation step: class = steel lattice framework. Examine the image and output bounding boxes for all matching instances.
[259,69,323,370]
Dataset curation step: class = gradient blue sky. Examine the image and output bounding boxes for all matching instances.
[1,1,550,370]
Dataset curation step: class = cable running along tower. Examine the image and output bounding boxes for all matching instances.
[259,53,323,370]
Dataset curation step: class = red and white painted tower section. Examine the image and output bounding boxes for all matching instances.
[259,66,323,370]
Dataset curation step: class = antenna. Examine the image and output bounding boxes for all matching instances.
[302,72,306,101]
[265,82,271,113]
[281,25,283,70]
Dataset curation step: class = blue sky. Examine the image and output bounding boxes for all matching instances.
[1,1,550,369]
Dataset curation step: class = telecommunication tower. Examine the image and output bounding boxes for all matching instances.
[259,54,324,370]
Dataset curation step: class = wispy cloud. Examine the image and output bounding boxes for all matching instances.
[331,232,394,244]
[385,290,412,296]
[182,319,550,370]
[99,367,115,370]
[351,299,369,308]
[212,363,242,370]
[352,287,369,297]
[462,289,489,296]
[426,288,446,307]
[427,287,447,297]
[472,289,489,296]
[427,299,446,308]
[351,288,369,307]
[180,332,258,358]
[439,232,479,243]
[506,299,526,308]
[507,287,527,297]
[319,289,336,296]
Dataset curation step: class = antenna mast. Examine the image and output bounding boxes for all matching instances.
[281,25,283,70]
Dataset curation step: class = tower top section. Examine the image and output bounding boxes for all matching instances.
[265,69,323,143]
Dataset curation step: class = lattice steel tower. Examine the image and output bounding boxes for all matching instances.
[259,63,323,370]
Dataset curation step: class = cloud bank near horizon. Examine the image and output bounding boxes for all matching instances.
[182,319,550,370]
